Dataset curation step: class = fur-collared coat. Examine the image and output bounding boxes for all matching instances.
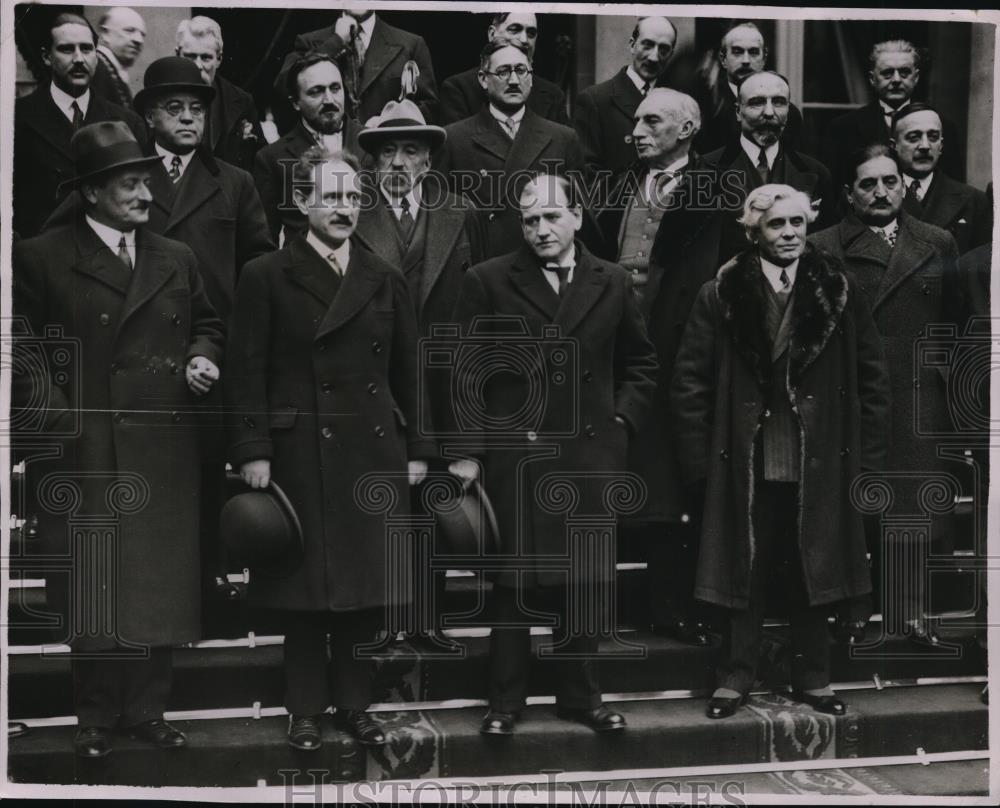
[671,245,891,609]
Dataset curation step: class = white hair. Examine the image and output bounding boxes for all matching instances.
[176,16,223,54]
[643,87,702,134]
[739,183,817,237]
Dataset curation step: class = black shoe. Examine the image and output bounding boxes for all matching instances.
[829,619,867,645]
[791,691,847,716]
[652,619,711,647]
[399,630,464,653]
[287,714,323,751]
[74,726,112,758]
[124,718,187,749]
[8,722,28,740]
[706,693,746,719]
[335,710,385,745]
[479,710,517,735]
[555,705,626,732]
[207,575,242,603]
[906,619,943,649]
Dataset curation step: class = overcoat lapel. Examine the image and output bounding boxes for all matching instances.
[504,109,552,172]
[470,108,511,163]
[421,203,465,306]
[282,238,340,308]
[117,231,178,336]
[875,213,935,307]
[510,250,560,320]
[72,224,132,296]
[553,246,610,335]
[358,19,402,96]
[315,243,384,338]
[165,151,222,231]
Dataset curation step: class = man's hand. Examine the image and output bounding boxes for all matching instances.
[408,460,428,486]
[448,459,480,487]
[186,356,219,396]
[240,459,271,489]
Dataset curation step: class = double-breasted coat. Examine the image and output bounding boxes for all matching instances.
[434,107,586,259]
[225,237,436,612]
[208,74,266,173]
[902,171,992,256]
[12,223,225,649]
[572,67,647,181]
[450,242,658,588]
[671,245,891,610]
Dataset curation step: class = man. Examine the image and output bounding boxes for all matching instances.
[811,145,966,646]
[594,88,725,646]
[255,52,363,243]
[13,13,146,237]
[92,6,146,107]
[434,41,585,259]
[672,184,890,720]
[825,40,964,185]
[573,17,677,180]
[176,16,265,172]
[276,9,437,125]
[702,70,835,260]
[892,104,991,255]
[226,148,435,750]
[449,173,658,736]
[695,22,804,154]
[439,13,570,126]
[13,121,224,758]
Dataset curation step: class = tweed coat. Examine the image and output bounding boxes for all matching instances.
[438,68,569,126]
[209,74,266,173]
[434,107,586,259]
[225,237,436,612]
[91,50,133,108]
[450,242,658,588]
[671,245,890,609]
[810,212,967,490]
[13,85,147,238]
[12,223,225,649]
[902,171,992,256]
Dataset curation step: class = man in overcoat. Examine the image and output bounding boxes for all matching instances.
[672,184,890,720]
[12,122,224,758]
[449,172,658,736]
[434,41,586,259]
[225,148,436,751]
[13,13,147,238]
[810,144,967,644]
[92,6,146,108]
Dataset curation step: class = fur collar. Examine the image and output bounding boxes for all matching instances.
[715,244,848,386]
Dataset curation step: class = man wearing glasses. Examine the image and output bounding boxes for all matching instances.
[434,40,584,259]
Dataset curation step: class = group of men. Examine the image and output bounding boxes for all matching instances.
[10,7,992,759]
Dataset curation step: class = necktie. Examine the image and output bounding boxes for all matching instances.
[399,196,415,234]
[503,117,518,139]
[907,177,923,204]
[353,28,367,68]
[641,82,651,96]
[756,148,770,184]
[168,155,183,183]
[878,226,897,249]
[779,269,791,291]
[648,170,675,205]
[70,100,83,130]
[327,252,343,276]
[117,235,132,271]
[546,264,571,297]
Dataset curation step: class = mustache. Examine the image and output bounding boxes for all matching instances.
[319,104,341,114]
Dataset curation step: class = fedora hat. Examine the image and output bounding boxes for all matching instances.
[57,121,161,193]
[134,56,216,113]
[358,99,447,154]
[432,479,499,556]
[220,473,303,578]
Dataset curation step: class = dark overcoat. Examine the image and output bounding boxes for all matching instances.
[13,86,147,238]
[671,245,890,609]
[902,171,992,256]
[91,51,133,108]
[252,120,363,244]
[12,223,225,649]
[810,211,967,483]
[434,107,585,259]
[225,237,436,611]
[451,243,658,588]
[573,67,646,181]
[438,68,569,126]
[209,74,266,173]
[594,156,729,521]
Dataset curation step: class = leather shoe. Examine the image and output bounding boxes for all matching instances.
[335,709,385,745]
[125,718,187,749]
[398,630,464,653]
[555,704,626,732]
[706,694,746,719]
[287,714,323,751]
[74,726,112,758]
[829,619,867,645]
[207,575,242,603]
[906,620,943,649]
[652,619,711,647]
[791,691,847,716]
[8,721,28,740]
[479,709,517,735]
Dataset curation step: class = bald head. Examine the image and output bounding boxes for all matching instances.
[629,17,677,83]
[98,7,146,67]
[632,88,701,167]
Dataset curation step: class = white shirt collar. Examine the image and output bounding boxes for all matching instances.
[644,154,689,204]
[305,230,351,275]
[625,66,649,94]
[541,243,576,292]
[341,12,377,50]
[728,81,739,99]
[489,104,525,124]
[879,98,909,124]
[740,134,779,171]
[85,214,135,265]
[50,83,90,122]
[154,142,196,178]
[380,181,422,218]
[759,256,798,292]
[97,45,130,83]
[301,118,343,150]
[903,171,934,198]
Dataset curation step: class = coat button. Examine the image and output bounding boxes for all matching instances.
[172,314,182,325]
[527,430,537,442]
[488,212,496,221]
[719,449,729,460]
[374,425,385,437]
[368,383,378,395]
[321,382,332,393]
[582,370,593,382]
[763,409,771,418]
[585,424,596,438]
[171,363,180,375]
[372,341,382,354]
[171,412,182,423]
[99,313,110,326]
[321,426,333,439]
[114,412,125,423]
[840,447,851,456]
[110,363,120,375]
[243,416,255,428]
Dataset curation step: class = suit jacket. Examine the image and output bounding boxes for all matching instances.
[703,141,836,261]
[91,50,132,108]
[450,242,658,587]
[903,171,992,256]
[695,79,804,155]
[13,85,147,238]
[573,67,645,181]
[824,101,965,186]
[438,67,569,126]
[209,74,266,173]
[434,107,585,259]
[252,119,363,243]
[276,16,438,124]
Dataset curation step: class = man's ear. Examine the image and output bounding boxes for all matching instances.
[80,184,98,205]
[477,71,489,93]
[292,187,311,216]
[144,109,156,129]
[867,70,876,89]
[41,49,52,69]
[889,137,897,151]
